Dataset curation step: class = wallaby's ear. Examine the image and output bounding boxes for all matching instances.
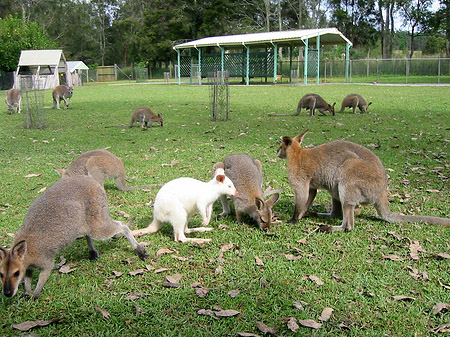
[293,130,309,145]
[55,168,65,177]
[158,113,162,117]
[0,247,7,261]
[212,163,225,177]
[255,197,265,211]
[368,102,372,106]
[216,174,225,183]
[266,193,280,207]
[281,136,292,147]
[11,240,27,260]
[332,102,336,107]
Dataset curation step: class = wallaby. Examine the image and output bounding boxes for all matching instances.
[129,107,163,129]
[269,94,335,117]
[132,168,238,244]
[5,89,21,114]
[277,130,450,232]
[56,149,157,191]
[212,154,281,231]
[52,85,73,109]
[337,94,372,114]
[0,176,148,299]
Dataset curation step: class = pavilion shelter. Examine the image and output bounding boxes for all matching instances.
[14,49,70,90]
[173,28,352,85]
[67,61,89,86]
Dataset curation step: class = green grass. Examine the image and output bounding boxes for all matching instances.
[0,82,449,336]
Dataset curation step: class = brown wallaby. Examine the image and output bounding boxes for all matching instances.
[277,130,450,232]
[56,149,158,191]
[52,85,73,109]
[337,94,372,114]
[130,107,163,129]
[269,94,335,117]
[5,89,21,114]
[0,176,148,299]
[212,154,281,231]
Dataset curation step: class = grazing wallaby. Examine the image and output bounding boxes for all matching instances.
[56,149,157,191]
[277,130,450,232]
[132,168,238,243]
[5,89,21,114]
[130,107,163,129]
[337,94,372,114]
[212,154,281,231]
[269,94,335,117]
[52,85,73,109]
[0,176,148,299]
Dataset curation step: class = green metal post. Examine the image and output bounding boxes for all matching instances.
[198,48,202,85]
[273,43,278,83]
[220,46,225,83]
[289,45,293,83]
[304,39,309,85]
[316,36,320,85]
[345,43,350,82]
[176,49,181,85]
[245,45,250,86]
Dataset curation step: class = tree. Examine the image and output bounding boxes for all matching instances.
[0,15,57,72]
[432,0,450,56]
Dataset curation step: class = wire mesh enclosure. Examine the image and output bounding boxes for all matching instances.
[20,76,46,129]
[209,71,230,121]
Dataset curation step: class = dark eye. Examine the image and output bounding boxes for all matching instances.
[0,272,3,278]
[13,271,20,278]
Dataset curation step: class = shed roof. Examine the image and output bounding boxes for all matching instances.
[18,49,65,66]
[174,28,352,50]
[67,61,89,72]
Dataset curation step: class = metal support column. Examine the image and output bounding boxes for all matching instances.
[345,42,350,82]
[303,38,309,85]
[176,49,181,85]
[316,36,320,85]
[245,44,250,86]
[198,48,202,85]
[273,43,278,83]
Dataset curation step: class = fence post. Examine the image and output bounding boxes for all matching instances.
[376,59,379,82]
[405,58,409,84]
[438,56,441,84]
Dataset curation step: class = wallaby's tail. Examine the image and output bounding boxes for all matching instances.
[131,219,163,237]
[268,100,302,117]
[375,190,450,227]
[337,103,346,113]
[119,183,160,191]
[105,124,127,128]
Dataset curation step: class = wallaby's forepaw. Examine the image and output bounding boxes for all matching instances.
[89,250,99,260]
[318,224,333,233]
[135,245,148,261]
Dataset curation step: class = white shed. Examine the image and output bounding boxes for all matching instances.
[67,61,89,87]
[14,49,70,90]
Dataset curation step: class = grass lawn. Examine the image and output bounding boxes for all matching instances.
[0,82,449,336]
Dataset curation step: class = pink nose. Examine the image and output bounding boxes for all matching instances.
[234,190,238,196]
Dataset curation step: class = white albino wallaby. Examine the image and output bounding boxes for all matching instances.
[5,89,21,114]
[277,130,450,232]
[213,154,281,231]
[52,85,73,109]
[56,149,157,191]
[337,93,372,114]
[0,176,147,299]
[132,168,238,243]
[130,107,163,129]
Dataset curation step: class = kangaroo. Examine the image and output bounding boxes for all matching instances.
[5,89,21,114]
[132,168,238,243]
[129,107,163,129]
[212,154,281,231]
[277,130,450,232]
[337,94,372,114]
[0,176,148,299]
[52,85,73,109]
[56,149,157,191]
[269,94,335,117]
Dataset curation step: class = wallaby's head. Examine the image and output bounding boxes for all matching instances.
[213,168,238,197]
[253,192,280,231]
[360,102,372,113]
[67,86,74,98]
[329,103,336,115]
[156,113,164,127]
[0,241,27,298]
[277,130,308,159]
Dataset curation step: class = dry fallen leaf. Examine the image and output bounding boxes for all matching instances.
[156,248,175,258]
[13,318,60,332]
[293,301,309,310]
[129,269,146,276]
[95,305,111,320]
[166,274,183,284]
[286,317,299,332]
[118,210,130,218]
[217,242,234,263]
[172,255,189,261]
[393,295,416,301]
[58,265,76,274]
[112,270,123,278]
[256,321,277,334]
[309,275,324,286]
[255,255,264,266]
[382,254,405,261]
[154,268,170,274]
[228,289,240,298]
[124,293,144,300]
[162,282,183,288]
[54,255,66,269]
[432,323,450,333]
[215,309,240,317]
[409,240,426,260]
[284,254,301,261]
[197,309,218,320]
[438,279,450,290]
[433,302,450,315]
[237,333,261,337]
[319,307,334,321]
[433,253,450,260]
[195,287,210,298]
[24,173,41,178]
[298,319,322,329]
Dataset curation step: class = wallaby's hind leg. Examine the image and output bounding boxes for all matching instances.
[173,212,211,244]
[86,235,99,260]
[321,203,355,232]
[217,195,231,219]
